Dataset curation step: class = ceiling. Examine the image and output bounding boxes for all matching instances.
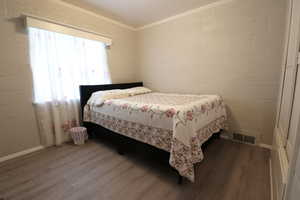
[62,0,221,28]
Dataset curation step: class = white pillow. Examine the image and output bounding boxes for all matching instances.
[124,87,152,96]
[87,89,129,107]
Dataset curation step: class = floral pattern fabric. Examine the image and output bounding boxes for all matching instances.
[84,92,227,182]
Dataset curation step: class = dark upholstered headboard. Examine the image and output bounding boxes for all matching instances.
[79,82,143,119]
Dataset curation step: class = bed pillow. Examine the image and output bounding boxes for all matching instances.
[87,89,130,107]
[124,87,152,96]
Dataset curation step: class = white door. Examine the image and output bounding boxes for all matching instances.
[277,0,300,160]
[289,154,300,200]
[285,40,300,200]
[287,52,300,159]
[285,116,300,200]
[288,150,300,200]
[275,1,300,198]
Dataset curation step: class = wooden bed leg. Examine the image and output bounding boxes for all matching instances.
[117,148,125,155]
[178,175,183,185]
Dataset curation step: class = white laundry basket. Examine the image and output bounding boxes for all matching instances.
[69,127,88,145]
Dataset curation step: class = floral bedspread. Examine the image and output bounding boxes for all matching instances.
[84,92,227,182]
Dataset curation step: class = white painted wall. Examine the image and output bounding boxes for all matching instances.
[137,0,287,145]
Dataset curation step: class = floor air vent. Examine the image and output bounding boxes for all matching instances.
[233,133,244,142]
[244,135,255,144]
[232,133,255,144]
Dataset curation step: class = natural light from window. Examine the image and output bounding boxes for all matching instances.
[28,27,111,103]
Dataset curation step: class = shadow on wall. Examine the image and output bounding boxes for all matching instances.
[7,17,27,34]
[6,16,35,95]
[224,104,240,135]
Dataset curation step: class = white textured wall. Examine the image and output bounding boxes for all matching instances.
[137,0,287,145]
[0,0,138,157]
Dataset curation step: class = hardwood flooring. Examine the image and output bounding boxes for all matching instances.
[0,138,270,200]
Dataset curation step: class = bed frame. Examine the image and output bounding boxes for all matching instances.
[79,82,219,184]
[79,82,145,153]
[79,82,145,152]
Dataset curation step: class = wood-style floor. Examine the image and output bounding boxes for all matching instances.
[0,138,270,200]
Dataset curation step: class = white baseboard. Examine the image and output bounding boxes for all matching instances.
[259,143,273,150]
[0,146,45,163]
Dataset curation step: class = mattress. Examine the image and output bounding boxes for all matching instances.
[84,92,227,182]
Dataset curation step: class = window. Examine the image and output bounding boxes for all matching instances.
[28,27,111,103]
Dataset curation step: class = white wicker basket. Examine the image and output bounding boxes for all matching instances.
[69,127,88,145]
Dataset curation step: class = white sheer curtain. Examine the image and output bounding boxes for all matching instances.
[28,27,111,146]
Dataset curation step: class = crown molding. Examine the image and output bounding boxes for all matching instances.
[55,0,234,31]
[55,0,136,31]
[137,0,233,31]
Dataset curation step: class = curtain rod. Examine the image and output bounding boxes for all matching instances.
[20,13,112,44]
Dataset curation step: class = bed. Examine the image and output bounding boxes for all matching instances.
[80,82,227,183]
